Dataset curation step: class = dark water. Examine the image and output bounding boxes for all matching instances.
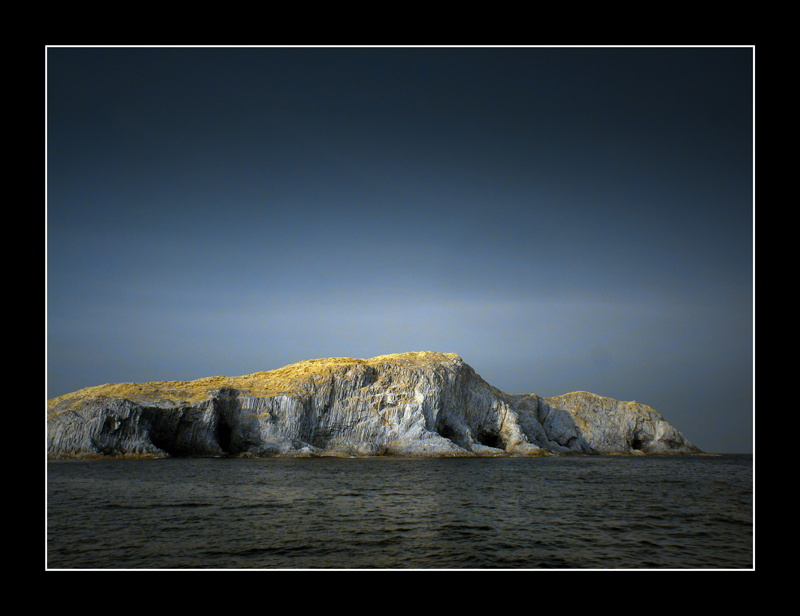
[46,454,753,569]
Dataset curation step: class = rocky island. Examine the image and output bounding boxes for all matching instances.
[47,352,703,458]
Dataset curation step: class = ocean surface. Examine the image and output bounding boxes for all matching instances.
[46,454,753,569]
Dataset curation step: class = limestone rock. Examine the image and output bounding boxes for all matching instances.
[46,352,703,458]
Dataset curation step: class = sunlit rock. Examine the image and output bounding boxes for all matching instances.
[47,352,703,458]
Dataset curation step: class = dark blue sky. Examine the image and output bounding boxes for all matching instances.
[46,47,754,453]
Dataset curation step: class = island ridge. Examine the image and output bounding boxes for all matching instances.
[47,352,703,458]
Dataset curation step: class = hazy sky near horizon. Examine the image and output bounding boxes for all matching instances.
[46,47,754,453]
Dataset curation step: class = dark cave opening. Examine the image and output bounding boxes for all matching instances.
[150,436,185,457]
[437,422,458,442]
[476,431,503,449]
[217,419,234,454]
[631,437,644,451]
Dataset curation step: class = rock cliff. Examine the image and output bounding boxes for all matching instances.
[46,352,703,458]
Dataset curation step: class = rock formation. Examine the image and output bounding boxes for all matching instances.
[46,352,703,458]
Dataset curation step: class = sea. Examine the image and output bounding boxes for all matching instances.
[46,453,753,570]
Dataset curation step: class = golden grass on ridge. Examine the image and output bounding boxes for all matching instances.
[47,352,461,408]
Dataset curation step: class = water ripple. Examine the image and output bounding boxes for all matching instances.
[48,455,754,569]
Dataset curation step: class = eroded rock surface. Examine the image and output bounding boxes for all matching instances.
[47,352,703,458]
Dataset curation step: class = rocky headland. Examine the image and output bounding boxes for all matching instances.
[47,352,703,458]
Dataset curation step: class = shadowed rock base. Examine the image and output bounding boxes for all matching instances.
[47,352,703,458]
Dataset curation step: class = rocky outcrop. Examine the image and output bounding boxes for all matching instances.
[46,352,703,458]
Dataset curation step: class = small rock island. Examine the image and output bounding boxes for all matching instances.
[47,352,703,458]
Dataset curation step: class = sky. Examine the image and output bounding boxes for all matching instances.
[46,46,754,453]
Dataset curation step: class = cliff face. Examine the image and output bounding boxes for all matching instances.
[47,352,703,458]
